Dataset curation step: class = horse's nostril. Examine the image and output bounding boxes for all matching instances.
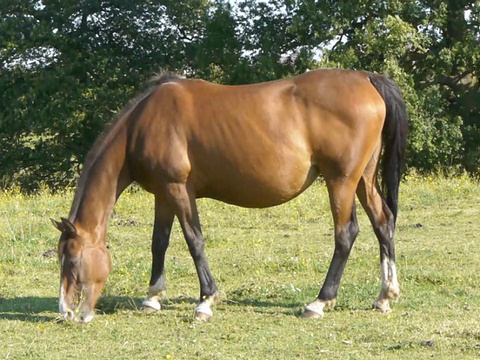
[81,312,94,323]
[65,309,75,320]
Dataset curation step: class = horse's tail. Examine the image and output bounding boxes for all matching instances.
[368,73,409,224]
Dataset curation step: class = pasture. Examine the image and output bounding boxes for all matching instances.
[1,175,479,359]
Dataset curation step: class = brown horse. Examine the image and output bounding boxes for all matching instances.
[51,69,408,322]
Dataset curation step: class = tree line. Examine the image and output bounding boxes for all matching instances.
[1,0,479,192]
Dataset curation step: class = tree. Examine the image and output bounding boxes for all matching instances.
[0,0,213,190]
[295,0,479,172]
[232,0,316,83]
[1,0,479,192]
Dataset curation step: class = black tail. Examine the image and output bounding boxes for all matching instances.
[368,73,409,224]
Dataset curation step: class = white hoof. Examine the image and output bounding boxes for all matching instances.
[194,301,213,320]
[373,298,391,312]
[194,311,212,321]
[302,303,324,318]
[142,298,161,311]
[301,308,324,318]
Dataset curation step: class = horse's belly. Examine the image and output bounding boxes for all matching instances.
[194,161,319,208]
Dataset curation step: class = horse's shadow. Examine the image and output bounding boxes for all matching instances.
[0,295,152,322]
[220,298,305,316]
[0,296,58,322]
[0,295,305,322]
[99,295,304,315]
[0,296,144,322]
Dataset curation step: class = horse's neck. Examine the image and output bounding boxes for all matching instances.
[70,128,131,242]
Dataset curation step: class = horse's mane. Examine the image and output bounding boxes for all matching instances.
[68,71,181,220]
[148,71,181,87]
[80,71,181,173]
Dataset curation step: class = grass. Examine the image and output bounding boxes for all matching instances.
[1,175,480,359]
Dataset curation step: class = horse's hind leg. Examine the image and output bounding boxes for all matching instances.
[142,197,175,312]
[165,182,218,320]
[302,178,359,318]
[356,152,400,312]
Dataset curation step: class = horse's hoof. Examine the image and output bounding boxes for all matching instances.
[194,311,212,321]
[141,306,159,314]
[373,299,391,313]
[300,309,324,319]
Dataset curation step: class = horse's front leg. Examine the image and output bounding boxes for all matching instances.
[167,183,218,320]
[142,198,175,312]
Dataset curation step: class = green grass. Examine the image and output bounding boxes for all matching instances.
[1,175,480,359]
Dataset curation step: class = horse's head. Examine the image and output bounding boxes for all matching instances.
[51,217,111,323]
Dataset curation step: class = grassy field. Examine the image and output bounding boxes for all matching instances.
[1,175,480,359]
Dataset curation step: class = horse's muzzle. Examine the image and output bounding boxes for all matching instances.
[59,284,95,323]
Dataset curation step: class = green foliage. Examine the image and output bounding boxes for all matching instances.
[1,0,479,191]
[313,0,478,173]
[1,0,174,190]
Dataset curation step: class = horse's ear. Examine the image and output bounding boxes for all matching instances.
[51,218,64,232]
[51,217,78,237]
[61,217,77,237]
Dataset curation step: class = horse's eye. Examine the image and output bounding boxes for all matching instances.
[68,258,79,268]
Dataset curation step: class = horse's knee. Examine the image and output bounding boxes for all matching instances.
[372,206,395,241]
[381,204,395,236]
[186,238,206,261]
[335,219,359,255]
[152,238,169,255]
[350,218,360,240]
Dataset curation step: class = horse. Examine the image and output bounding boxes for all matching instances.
[51,68,408,323]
